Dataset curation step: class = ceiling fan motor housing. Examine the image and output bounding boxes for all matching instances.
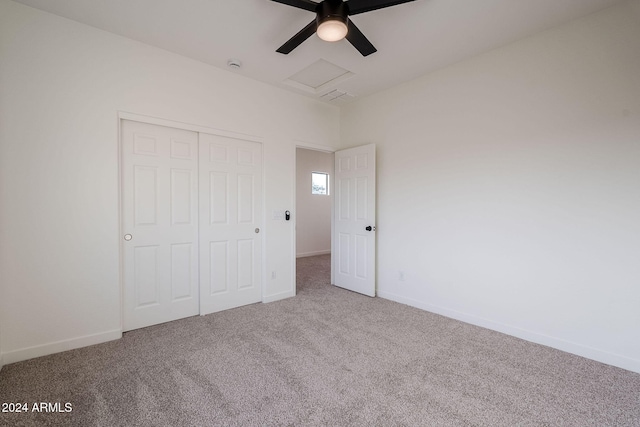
[317,0,349,29]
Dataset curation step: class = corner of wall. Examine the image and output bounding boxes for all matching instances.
[0,327,4,371]
[0,291,3,373]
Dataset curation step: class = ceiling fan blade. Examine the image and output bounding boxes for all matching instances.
[270,0,318,12]
[276,20,318,54]
[345,19,377,56]
[347,0,416,15]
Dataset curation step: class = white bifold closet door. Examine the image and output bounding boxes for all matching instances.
[122,121,263,331]
[121,120,200,332]
[199,134,263,315]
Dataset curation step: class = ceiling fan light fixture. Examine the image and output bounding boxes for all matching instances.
[316,0,349,42]
[317,18,348,42]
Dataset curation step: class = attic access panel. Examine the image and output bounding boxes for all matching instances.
[284,58,354,94]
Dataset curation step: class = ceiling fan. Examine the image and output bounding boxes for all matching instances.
[271,0,417,57]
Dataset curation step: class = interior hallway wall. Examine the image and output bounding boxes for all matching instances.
[296,148,334,258]
[340,0,640,373]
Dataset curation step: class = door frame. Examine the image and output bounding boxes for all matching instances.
[293,142,338,293]
[117,111,265,330]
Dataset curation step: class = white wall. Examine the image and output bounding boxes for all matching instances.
[341,0,640,373]
[296,148,334,257]
[0,0,340,364]
[0,310,3,371]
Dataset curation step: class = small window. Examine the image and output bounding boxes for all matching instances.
[312,172,329,195]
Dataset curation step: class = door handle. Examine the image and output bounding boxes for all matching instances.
[124,234,132,241]
[365,226,376,231]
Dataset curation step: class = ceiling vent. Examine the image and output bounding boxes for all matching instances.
[320,89,355,102]
[284,59,354,94]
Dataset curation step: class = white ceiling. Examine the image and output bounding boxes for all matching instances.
[12,0,624,104]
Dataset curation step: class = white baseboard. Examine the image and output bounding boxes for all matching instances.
[1,329,122,366]
[296,250,330,258]
[378,290,640,375]
[263,290,295,304]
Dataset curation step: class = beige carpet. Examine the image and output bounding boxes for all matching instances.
[1,254,639,426]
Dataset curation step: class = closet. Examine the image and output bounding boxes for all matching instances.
[121,120,262,331]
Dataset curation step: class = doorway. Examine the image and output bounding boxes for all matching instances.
[295,148,334,291]
[294,144,377,297]
[295,148,334,258]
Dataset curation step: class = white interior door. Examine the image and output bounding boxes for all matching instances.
[199,133,263,314]
[334,144,376,296]
[121,120,200,331]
